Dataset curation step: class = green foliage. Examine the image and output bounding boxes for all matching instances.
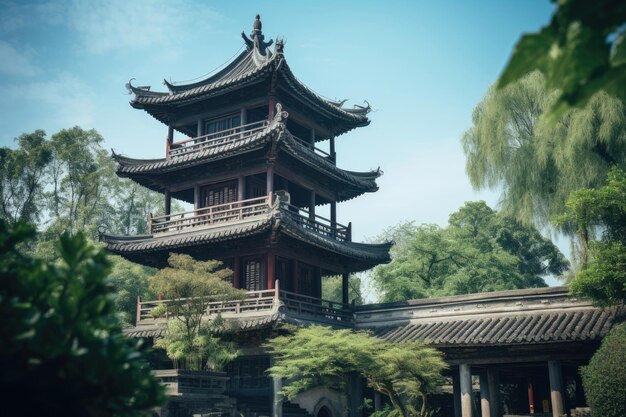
[150,254,245,369]
[108,255,156,324]
[373,202,567,302]
[0,219,164,416]
[154,319,238,371]
[266,326,446,417]
[498,0,626,119]
[0,130,52,225]
[322,274,364,305]
[580,322,626,417]
[558,167,626,304]
[463,71,626,228]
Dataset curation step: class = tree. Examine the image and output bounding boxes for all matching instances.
[580,322,626,417]
[498,0,626,120]
[108,255,156,325]
[150,254,246,370]
[0,219,164,417]
[558,167,626,305]
[463,71,626,228]
[0,130,52,225]
[46,126,116,238]
[266,326,446,417]
[372,202,567,302]
[322,274,365,305]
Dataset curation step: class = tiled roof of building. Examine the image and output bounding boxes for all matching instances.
[112,120,380,203]
[127,21,369,137]
[357,287,625,347]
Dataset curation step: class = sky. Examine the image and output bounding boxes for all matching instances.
[0,0,564,284]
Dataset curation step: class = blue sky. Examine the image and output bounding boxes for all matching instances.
[0,0,563,281]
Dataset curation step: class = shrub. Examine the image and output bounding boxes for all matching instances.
[580,322,626,417]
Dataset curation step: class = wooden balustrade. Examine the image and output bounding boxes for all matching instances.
[291,134,335,161]
[280,202,351,241]
[149,195,271,235]
[169,120,269,158]
[135,283,354,326]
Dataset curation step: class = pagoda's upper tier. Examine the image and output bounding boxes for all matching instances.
[126,15,370,138]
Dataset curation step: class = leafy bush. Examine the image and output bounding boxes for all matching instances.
[581,322,626,417]
[0,219,164,417]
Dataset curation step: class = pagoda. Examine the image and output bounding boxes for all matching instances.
[103,15,391,307]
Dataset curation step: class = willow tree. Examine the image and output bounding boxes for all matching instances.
[463,71,626,230]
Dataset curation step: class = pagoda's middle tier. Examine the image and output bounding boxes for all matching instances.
[112,108,381,207]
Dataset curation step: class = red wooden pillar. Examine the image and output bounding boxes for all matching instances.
[166,124,174,159]
[528,382,535,414]
[267,251,275,290]
[267,165,274,195]
[268,95,276,120]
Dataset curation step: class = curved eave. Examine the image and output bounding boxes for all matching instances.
[113,125,381,202]
[130,50,277,109]
[277,212,392,271]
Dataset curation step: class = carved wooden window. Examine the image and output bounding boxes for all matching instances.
[200,181,238,208]
[247,176,266,199]
[276,257,293,292]
[205,113,241,136]
[243,257,265,291]
[299,262,316,297]
[227,356,270,389]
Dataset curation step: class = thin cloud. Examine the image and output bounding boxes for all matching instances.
[0,1,64,32]
[66,0,222,54]
[6,73,96,127]
[0,41,40,76]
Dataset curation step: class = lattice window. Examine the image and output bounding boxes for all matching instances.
[205,114,241,136]
[200,181,238,208]
[243,257,265,291]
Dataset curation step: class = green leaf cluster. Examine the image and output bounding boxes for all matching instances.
[373,202,568,302]
[265,326,446,417]
[558,167,626,304]
[150,254,245,370]
[498,0,626,119]
[0,219,164,416]
[580,322,626,417]
[464,71,626,229]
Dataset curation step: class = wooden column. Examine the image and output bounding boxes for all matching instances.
[330,136,336,163]
[342,273,349,305]
[197,119,203,137]
[460,364,473,417]
[194,184,200,209]
[233,256,241,289]
[453,372,462,417]
[527,382,535,415]
[238,175,246,200]
[374,392,382,412]
[271,357,283,417]
[292,260,299,293]
[479,373,491,417]
[166,124,174,159]
[487,369,501,417]
[309,190,316,220]
[548,360,565,417]
[267,165,274,195]
[330,201,337,227]
[267,251,275,290]
[310,128,316,147]
[240,107,247,125]
[268,96,276,120]
[164,189,171,216]
[349,372,363,417]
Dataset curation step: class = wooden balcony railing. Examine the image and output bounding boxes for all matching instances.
[291,134,335,162]
[148,195,271,235]
[280,202,351,242]
[168,120,269,158]
[136,280,354,326]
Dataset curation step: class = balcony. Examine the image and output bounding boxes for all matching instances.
[136,281,354,327]
[148,194,351,242]
[168,120,269,159]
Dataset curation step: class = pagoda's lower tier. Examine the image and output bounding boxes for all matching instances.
[100,194,391,276]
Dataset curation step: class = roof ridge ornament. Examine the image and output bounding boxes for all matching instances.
[242,14,273,55]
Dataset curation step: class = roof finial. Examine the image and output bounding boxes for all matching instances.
[251,14,264,42]
[242,14,273,54]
